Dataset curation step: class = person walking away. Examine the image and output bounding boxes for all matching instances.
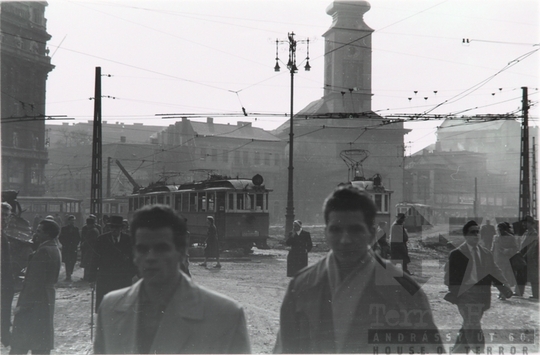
[444,220,513,354]
[199,216,221,268]
[58,215,81,282]
[89,215,136,312]
[10,219,62,355]
[80,218,100,281]
[374,221,390,259]
[389,213,413,275]
[480,219,496,250]
[285,220,313,277]
[491,222,518,300]
[94,205,250,354]
[274,186,442,353]
[1,203,15,347]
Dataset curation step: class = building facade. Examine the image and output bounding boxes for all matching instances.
[1,2,54,195]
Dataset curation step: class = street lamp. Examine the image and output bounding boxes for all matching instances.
[274,32,310,236]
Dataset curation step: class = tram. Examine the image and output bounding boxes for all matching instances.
[122,174,271,252]
[395,202,433,232]
[338,174,393,226]
[16,196,84,229]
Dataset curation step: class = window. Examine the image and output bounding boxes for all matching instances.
[200,148,207,160]
[189,193,197,211]
[223,150,229,163]
[181,193,189,211]
[254,152,260,165]
[175,194,182,211]
[228,193,234,211]
[211,149,217,162]
[234,151,241,164]
[237,194,244,210]
[49,203,61,213]
[242,151,249,165]
[256,194,264,211]
[275,153,281,166]
[264,153,271,165]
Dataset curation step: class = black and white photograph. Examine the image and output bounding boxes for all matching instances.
[1,0,538,353]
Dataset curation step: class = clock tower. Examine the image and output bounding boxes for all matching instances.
[323,0,373,113]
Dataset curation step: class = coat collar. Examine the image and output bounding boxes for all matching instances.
[110,273,205,353]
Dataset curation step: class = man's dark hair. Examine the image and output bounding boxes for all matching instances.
[462,220,478,236]
[39,219,60,239]
[130,204,188,250]
[323,186,377,227]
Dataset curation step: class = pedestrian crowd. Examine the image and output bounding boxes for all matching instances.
[0,186,538,354]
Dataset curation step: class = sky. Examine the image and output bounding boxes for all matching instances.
[43,0,540,154]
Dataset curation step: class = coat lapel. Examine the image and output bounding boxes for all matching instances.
[110,280,141,353]
[149,274,204,354]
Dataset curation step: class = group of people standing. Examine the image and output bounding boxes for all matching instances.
[1,186,539,354]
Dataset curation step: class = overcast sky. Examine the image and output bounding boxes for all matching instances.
[43,0,539,153]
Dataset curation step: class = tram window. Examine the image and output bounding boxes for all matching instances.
[384,195,389,213]
[207,192,215,211]
[247,194,254,210]
[189,193,197,212]
[49,203,61,213]
[145,197,150,206]
[265,193,269,211]
[199,193,206,212]
[165,196,170,206]
[216,192,225,212]
[151,196,157,204]
[181,193,189,212]
[157,195,164,204]
[104,204,110,213]
[237,194,244,210]
[33,203,47,213]
[374,195,382,212]
[175,194,182,211]
[112,205,118,214]
[228,194,234,211]
[256,194,264,211]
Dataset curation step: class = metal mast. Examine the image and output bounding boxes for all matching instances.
[518,86,530,221]
[90,67,102,222]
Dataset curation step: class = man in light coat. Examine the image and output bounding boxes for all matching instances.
[94,204,250,354]
[274,186,442,354]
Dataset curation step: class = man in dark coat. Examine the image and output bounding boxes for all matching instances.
[10,219,62,355]
[275,187,442,354]
[89,215,136,312]
[285,220,313,277]
[389,213,412,275]
[58,215,81,282]
[80,218,100,281]
[1,203,15,347]
[444,220,513,353]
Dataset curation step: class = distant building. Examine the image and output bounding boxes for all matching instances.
[404,118,538,221]
[1,2,54,195]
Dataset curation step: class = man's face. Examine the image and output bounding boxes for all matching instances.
[134,227,183,287]
[325,210,375,268]
[110,225,122,237]
[396,216,405,225]
[34,224,48,244]
[67,219,75,226]
[464,225,480,246]
[293,223,301,232]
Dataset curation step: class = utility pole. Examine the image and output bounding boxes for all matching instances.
[274,32,310,236]
[518,87,530,221]
[532,137,537,219]
[90,67,103,223]
[106,157,112,198]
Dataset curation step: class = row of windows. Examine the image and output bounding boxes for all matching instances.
[129,191,269,213]
[198,148,281,166]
